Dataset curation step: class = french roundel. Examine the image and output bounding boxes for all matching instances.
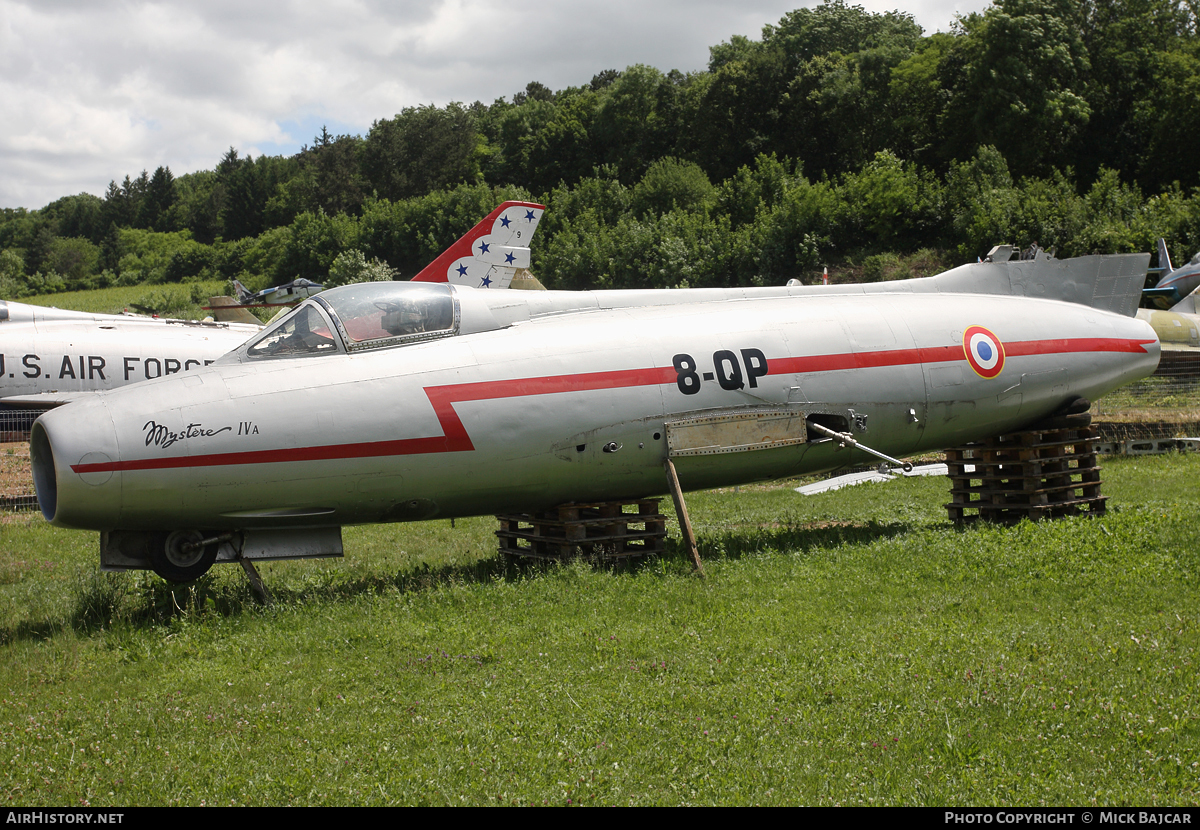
[963,325,1005,378]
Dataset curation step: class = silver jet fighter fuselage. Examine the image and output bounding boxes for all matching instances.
[0,300,260,408]
[33,269,1158,540]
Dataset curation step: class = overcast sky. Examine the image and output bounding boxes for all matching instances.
[0,0,991,210]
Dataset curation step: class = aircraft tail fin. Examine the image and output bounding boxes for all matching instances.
[207,296,263,326]
[927,252,1151,317]
[231,279,253,304]
[1157,237,1174,275]
[411,201,545,289]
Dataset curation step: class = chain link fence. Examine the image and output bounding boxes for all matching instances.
[1091,352,1200,439]
[1,410,38,511]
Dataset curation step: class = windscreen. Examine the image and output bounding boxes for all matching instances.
[315,282,456,350]
[246,304,339,358]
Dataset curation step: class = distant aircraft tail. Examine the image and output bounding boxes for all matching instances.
[411,201,545,289]
[1156,237,1174,274]
[232,279,253,304]
[207,296,263,326]
[1143,239,1183,308]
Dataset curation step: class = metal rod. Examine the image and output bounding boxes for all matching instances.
[181,532,235,553]
[239,558,272,605]
[808,422,913,472]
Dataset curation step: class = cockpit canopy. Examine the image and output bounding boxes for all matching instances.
[243,282,457,360]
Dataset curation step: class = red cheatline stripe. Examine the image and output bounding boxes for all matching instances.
[1005,338,1154,356]
[71,366,676,474]
[769,344,965,375]
[77,435,456,473]
[70,337,1154,474]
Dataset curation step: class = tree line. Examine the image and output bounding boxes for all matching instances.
[2,0,1199,299]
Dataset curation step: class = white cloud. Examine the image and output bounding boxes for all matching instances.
[0,0,989,210]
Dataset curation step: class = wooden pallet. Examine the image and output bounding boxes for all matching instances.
[945,427,1106,524]
[497,499,667,562]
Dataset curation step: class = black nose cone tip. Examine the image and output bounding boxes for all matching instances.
[29,422,57,522]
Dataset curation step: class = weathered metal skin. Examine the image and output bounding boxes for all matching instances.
[32,286,1158,535]
[1138,306,1200,351]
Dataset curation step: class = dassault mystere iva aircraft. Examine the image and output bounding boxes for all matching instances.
[30,206,1159,581]
[0,300,261,413]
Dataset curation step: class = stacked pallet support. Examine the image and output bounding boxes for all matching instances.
[496,499,667,563]
[945,426,1105,524]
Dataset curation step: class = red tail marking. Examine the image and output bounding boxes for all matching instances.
[411,201,545,283]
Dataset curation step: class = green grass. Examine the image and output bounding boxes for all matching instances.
[20,281,229,319]
[1,454,1198,805]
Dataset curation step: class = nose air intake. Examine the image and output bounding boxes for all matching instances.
[29,422,57,523]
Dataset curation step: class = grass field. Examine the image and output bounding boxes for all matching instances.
[1,454,1198,806]
[20,282,229,319]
